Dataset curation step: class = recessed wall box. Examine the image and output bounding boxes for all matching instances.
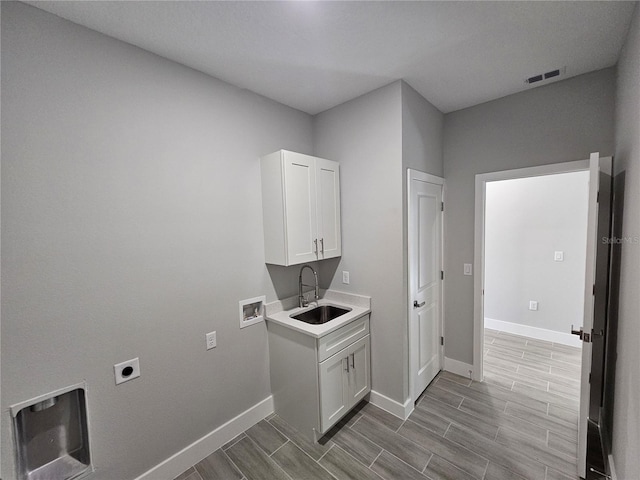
[11,383,93,480]
[239,295,266,328]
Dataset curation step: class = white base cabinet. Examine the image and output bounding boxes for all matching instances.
[319,335,370,433]
[267,315,370,441]
[260,150,341,266]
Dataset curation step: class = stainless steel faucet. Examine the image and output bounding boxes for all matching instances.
[298,264,319,308]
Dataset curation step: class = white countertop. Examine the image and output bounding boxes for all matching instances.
[265,289,371,338]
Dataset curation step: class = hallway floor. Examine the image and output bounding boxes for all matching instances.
[174,329,582,480]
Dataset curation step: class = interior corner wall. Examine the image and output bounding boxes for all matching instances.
[443,68,616,365]
[400,81,444,399]
[612,3,640,479]
[1,3,313,479]
[484,172,590,335]
[313,81,405,405]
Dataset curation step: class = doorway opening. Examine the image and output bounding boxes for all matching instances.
[483,170,589,402]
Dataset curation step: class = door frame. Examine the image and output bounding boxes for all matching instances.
[407,169,445,404]
[472,159,589,382]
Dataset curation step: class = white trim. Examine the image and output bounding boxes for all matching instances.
[134,396,273,480]
[369,390,413,420]
[484,318,582,348]
[473,159,590,382]
[444,357,474,380]
[407,168,445,403]
[608,454,618,480]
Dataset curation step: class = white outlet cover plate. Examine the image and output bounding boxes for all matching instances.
[206,331,217,350]
[114,357,140,385]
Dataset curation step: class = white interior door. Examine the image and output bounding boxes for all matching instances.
[408,170,443,403]
[577,153,613,478]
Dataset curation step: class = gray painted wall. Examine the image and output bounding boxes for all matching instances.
[612,4,640,479]
[314,81,406,403]
[1,3,314,479]
[484,172,589,333]
[400,82,444,400]
[443,68,615,364]
[314,80,443,406]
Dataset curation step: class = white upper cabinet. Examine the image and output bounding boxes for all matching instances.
[261,150,341,266]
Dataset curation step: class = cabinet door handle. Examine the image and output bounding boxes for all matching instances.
[314,239,318,256]
[344,357,349,373]
[350,353,355,369]
[320,238,324,254]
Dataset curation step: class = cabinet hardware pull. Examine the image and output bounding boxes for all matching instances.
[350,353,355,369]
[413,300,425,308]
[344,357,349,373]
[320,238,324,254]
[314,239,318,256]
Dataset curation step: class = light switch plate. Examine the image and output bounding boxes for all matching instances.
[554,251,564,262]
[463,264,472,276]
[342,271,350,284]
[529,301,539,311]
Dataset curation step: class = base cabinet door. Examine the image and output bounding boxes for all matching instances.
[319,352,349,433]
[319,334,371,434]
[348,336,371,405]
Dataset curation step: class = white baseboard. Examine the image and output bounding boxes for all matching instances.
[134,395,274,480]
[608,454,617,480]
[444,357,476,381]
[369,390,413,420]
[484,318,582,348]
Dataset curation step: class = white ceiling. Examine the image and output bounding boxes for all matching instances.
[27,1,635,114]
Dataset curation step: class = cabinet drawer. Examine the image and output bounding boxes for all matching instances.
[318,315,369,362]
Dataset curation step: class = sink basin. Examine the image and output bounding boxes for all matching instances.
[290,305,352,325]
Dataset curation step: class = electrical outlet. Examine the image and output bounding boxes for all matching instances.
[342,271,350,284]
[114,357,140,385]
[529,301,539,311]
[206,331,217,350]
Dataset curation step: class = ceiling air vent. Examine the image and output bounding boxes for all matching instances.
[524,66,566,85]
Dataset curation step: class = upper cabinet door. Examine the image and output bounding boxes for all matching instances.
[316,159,341,260]
[283,152,319,265]
[260,150,342,266]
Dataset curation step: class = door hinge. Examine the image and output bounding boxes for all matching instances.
[440,336,444,346]
[441,202,444,212]
[441,271,444,280]
[589,373,592,384]
[593,284,596,296]
[597,191,599,203]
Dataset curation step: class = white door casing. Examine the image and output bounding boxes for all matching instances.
[408,169,444,403]
[577,153,613,478]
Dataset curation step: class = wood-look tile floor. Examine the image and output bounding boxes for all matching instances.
[175,329,582,480]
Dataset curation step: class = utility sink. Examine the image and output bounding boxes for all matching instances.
[290,305,352,325]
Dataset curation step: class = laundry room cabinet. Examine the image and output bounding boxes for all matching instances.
[260,150,341,266]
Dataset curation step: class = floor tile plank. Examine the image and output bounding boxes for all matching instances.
[318,445,384,480]
[423,455,478,480]
[225,437,290,480]
[370,450,430,480]
[398,419,488,479]
[245,420,288,455]
[271,441,335,480]
[444,423,546,480]
[195,450,243,480]
[351,414,431,471]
